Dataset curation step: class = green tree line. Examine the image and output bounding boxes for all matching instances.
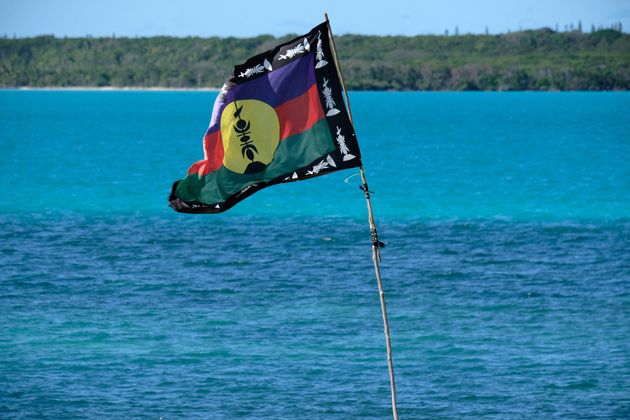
[1,28,628,90]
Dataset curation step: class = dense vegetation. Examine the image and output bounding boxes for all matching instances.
[1,29,628,90]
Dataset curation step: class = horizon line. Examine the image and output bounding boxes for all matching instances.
[2,26,627,40]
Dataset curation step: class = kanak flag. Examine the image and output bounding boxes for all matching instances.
[169,21,361,213]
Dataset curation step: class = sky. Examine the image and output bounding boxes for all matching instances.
[1,0,628,37]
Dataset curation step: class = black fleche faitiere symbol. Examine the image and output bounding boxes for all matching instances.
[232,102,258,162]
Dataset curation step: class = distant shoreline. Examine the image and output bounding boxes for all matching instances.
[4,87,627,93]
[2,29,627,91]
[9,86,221,91]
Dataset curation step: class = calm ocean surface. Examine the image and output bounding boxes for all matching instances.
[1,91,629,418]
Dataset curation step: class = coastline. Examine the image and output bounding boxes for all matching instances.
[5,87,627,93]
[3,30,627,91]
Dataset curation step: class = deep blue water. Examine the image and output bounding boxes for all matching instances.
[1,91,629,418]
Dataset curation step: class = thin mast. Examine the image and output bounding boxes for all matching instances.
[324,13,399,420]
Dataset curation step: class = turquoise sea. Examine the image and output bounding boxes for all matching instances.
[1,90,629,418]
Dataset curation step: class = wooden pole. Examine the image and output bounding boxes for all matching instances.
[325,13,399,420]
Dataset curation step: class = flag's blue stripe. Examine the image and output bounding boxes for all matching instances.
[206,54,316,135]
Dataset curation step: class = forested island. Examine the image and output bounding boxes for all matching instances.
[1,28,628,90]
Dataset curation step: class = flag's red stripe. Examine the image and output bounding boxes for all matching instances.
[187,130,224,176]
[189,83,325,177]
[276,83,324,142]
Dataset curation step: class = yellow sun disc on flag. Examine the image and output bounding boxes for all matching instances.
[220,99,280,175]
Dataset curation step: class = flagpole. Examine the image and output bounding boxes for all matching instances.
[325,13,399,420]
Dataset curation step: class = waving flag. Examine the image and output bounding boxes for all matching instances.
[169,21,361,213]
[168,17,399,419]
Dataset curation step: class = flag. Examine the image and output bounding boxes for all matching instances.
[169,21,361,213]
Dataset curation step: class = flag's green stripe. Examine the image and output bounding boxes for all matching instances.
[176,118,334,205]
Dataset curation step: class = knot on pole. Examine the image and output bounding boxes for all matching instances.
[359,184,375,195]
[373,239,386,248]
[371,228,386,249]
